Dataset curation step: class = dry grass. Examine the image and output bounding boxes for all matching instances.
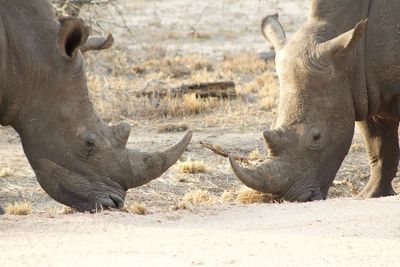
[0,167,13,177]
[331,179,360,197]
[223,30,237,40]
[171,201,189,211]
[47,208,59,218]
[189,31,213,40]
[260,96,277,111]
[329,166,369,198]
[157,123,189,133]
[131,54,213,76]
[181,94,216,115]
[61,206,75,215]
[183,190,216,205]
[247,149,264,161]
[128,202,149,215]
[137,94,218,119]
[5,201,32,215]
[219,190,237,203]
[222,52,268,74]
[178,160,207,174]
[237,187,282,204]
[84,47,278,123]
[244,71,279,110]
[350,143,366,153]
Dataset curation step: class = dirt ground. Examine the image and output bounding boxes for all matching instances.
[1,197,400,266]
[1,0,400,266]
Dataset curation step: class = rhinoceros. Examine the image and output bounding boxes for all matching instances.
[0,0,191,213]
[229,0,400,201]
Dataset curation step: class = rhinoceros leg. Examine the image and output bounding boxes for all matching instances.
[357,117,399,198]
[0,205,4,215]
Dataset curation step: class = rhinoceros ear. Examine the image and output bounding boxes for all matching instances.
[57,17,90,60]
[261,14,286,51]
[81,33,114,54]
[317,19,368,58]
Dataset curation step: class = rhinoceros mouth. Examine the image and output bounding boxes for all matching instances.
[34,158,127,211]
[59,182,126,211]
[94,192,125,210]
[279,184,322,202]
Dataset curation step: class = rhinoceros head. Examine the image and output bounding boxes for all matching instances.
[229,14,367,201]
[12,17,191,211]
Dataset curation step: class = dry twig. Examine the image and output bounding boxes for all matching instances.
[137,81,236,99]
[200,141,249,163]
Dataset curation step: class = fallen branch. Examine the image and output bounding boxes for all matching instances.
[137,81,236,99]
[200,141,249,163]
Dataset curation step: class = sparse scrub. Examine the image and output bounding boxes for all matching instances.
[157,123,189,133]
[223,30,237,40]
[129,54,213,77]
[181,94,215,115]
[220,190,237,203]
[247,149,263,161]
[128,202,149,215]
[84,46,278,122]
[330,166,369,198]
[171,201,189,211]
[178,160,207,174]
[47,208,59,218]
[189,31,213,40]
[245,71,278,95]
[237,187,282,204]
[222,52,268,74]
[166,31,183,40]
[0,167,13,177]
[142,94,218,118]
[5,201,32,215]
[166,55,213,72]
[183,190,216,205]
[331,179,360,197]
[61,206,75,215]
[260,96,277,111]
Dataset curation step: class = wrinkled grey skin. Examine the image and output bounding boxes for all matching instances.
[0,0,192,213]
[230,0,400,201]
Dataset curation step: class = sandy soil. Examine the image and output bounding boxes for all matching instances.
[1,197,400,266]
[1,0,400,266]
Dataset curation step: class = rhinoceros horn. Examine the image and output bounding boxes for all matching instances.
[125,130,192,188]
[228,155,286,194]
[316,18,368,57]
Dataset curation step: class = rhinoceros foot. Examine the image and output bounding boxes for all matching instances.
[357,182,396,198]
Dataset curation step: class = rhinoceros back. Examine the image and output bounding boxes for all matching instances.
[0,0,58,126]
[366,0,400,84]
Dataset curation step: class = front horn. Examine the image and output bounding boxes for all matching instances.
[229,155,286,194]
[125,130,192,188]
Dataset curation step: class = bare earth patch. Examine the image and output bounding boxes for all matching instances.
[1,198,400,266]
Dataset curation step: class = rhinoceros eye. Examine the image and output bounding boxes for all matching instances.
[85,139,95,148]
[312,133,321,141]
[308,128,322,150]
[84,133,97,156]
